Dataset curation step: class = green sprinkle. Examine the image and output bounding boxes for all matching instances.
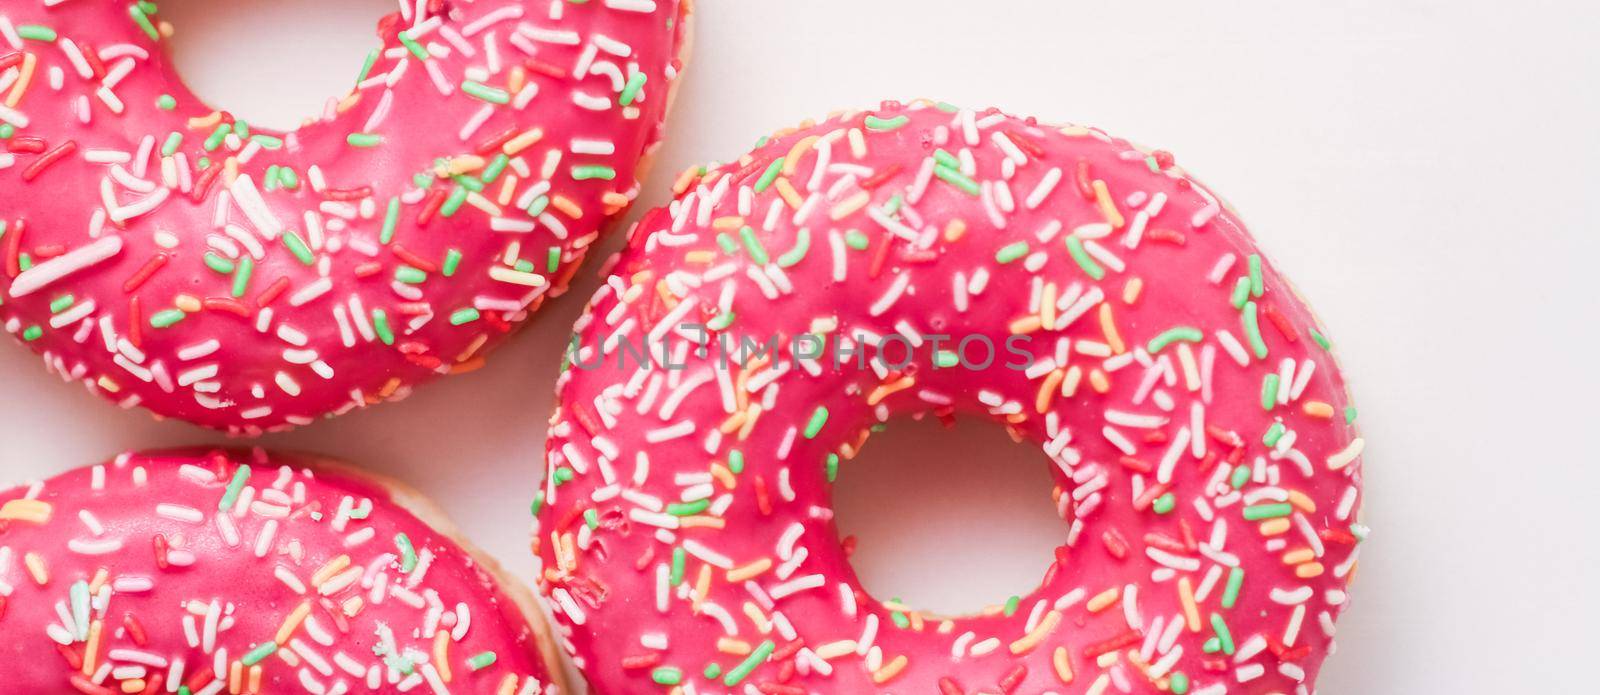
[707,311,735,331]
[825,453,839,483]
[278,167,299,189]
[156,94,177,110]
[1202,637,1221,654]
[1261,373,1280,410]
[21,325,41,341]
[1152,493,1176,514]
[843,229,870,250]
[161,132,183,157]
[1170,672,1190,694]
[526,194,549,217]
[467,652,498,671]
[670,547,686,585]
[754,157,785,193]
[1248,254,1264,297]
[618,71,647,106]
[441,186,469,217]
[864,114,909,131]
[715,232,738,255]
[776,228,810,268]
[571,165,616,181]
[803,406,828,439]
[218,465,252,512]
[728,450,745,474]
[49,294,74,314]
[723,640,774,686]
[18,24,57,42]
[1242,301,1268,359]
[482,154,510,183]
[398,31,429,60]
[372,309,395,345]
[1242,503,1293,521]
[380,198,401,244]
[150,309,187,328]
[1263,422,1286,447]
[347,133,383,148]
[282,230,315,265]
[530,492,544,517]
[449,308,481,325]
[251,134,284,150]
[552,466,574,484]
[667,499,709,516]
[652,667,683,686]
[1344,406,1358,424]
[933,149,961,169]
[1221,567,1245,609]
[356,48,380,84]
[703,663,722,679]
[890,609,910,629]
[0,124,13,139]
[1003,595,1021,616]
[442,249,462,277]
[995,241,1030,264]
[462,80,511,104]
[203,123,230,151]
[241,641,277,666]
[739,226,770,265]
[394,533,418,572]
[1210,613,1235,655]
[583,509,599,529]
[395,266,427,284]
[204,253,234,275]
[1311,329,1331,350]
[1230,276,1251,309]
[1065,235,1105,280]
[934,350,960,368]
[933,163,980,195]
[882,193,904,216]
[547,247,562,273]
[1146,326,1203,354]
[1229,464,1250,489]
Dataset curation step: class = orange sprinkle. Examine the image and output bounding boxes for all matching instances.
[502,127,544,155]
[717,637,752,655]
[1296,562,1326,579]
[1178,577,1201,631]
[1302,401,1335,418]
[24,552,48,585]
[433,630,452,683]
[1259,518,1292,535]
[943,218,967,242]
[275,600,312,644]
[81,619,103,675]
[1288,489,1318,513]
[1282,548,1316,565]
[1086,587,1121,613]
[782,136,819,175]
[866,375,916,406]
[310,555,351,588]
[0,498,53,524]
[1099,303,1125,354]
[773,177,804,209]
[872,655,909,684]
[1009,610,1061,654]
[1092,179,1125,228]
[1088,369,1111,394]
[1122,277,1143,304]
[1009,315,1043,335]
[726,558,772,582]
[4,52,35,108]
[1036,369,1065,414]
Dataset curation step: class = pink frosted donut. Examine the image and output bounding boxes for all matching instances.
[0,448,565,694]
[0,0,691,433]
[535,102,1367,694]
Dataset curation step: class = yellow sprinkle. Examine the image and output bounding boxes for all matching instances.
[740,603,771,633]
[1009,315,1043,335]
[1052,645,1075,684]
[120,679,145,693]
[275,600,313,644]
[871,655,908,684]
[716,637,752,655]
[1040,283,1058,328]
[82,619,102,675]
[1178,577,1201,631]
[1092,179,1125,228]
[1036,369,1065,415]
[341,596,363,617]
[1122,277,1143,304]
[1088,369,1111,394]
[726,558,772,583]
[248,665,262,693]
[173,293,202,313]
[677,516,726,530]
[847,128,867,158]
[88,568,109,595]
[310,555,351,587]
[774,177,804,210]
[228,659,242,694]
[496,675,520,695]
[711,216,745,231]
[814,640,856,660]
[1177,343,1202,391]
[1282,548,1316,565]
[1098,304,1125,354]
[24,552,48,585]
[1296,562,1326,579]
[782,136,819,175]
[1086,587,1121,613]
[5,53,36,108]
[943,218,967,242]
[709,463,737,490]
[433,630,452,683]
[1259,518,1292,536]
[684,250,718,265]
[692,564,712,611]
[1009,610,1061,654]
[1061,365,1084,398]
[0,498,53,524]
[1287,490,1318,513]
[503,127,544,155]
[830,190,870,220]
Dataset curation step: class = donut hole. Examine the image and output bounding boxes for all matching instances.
[161,0,394,130]
[831,416,1068,617]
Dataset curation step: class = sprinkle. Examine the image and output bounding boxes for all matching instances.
[1065,236,1104,280]
[864,115,909,131]
[723,639,774,686]
[1146,326,1202,354]
[217,465,252,512]
[803,406,828,439]
[346,133,382,148]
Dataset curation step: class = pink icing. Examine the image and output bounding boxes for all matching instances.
[0,448,556,694]
[535,102,1367,694]
[0,0,689,433]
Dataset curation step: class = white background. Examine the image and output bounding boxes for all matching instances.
[2,1,1597,692]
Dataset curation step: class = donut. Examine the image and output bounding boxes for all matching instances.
[534,102,1367,694]
[0,0,691,433]
[0,448,565,694]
